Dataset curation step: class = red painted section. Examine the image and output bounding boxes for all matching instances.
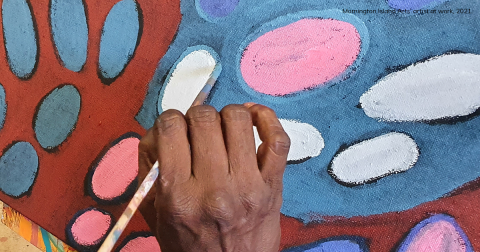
[0,1,479,252]
[280,179,480,251]
[0,0,181,245]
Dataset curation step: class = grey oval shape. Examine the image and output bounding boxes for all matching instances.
[0,84,6,130]
[50,0,88,72]
[2,0,38,79]
[0,142,39,197]
[98,0,141,84]
[34,85,81,150]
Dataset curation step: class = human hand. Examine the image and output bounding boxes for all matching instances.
[138,104,290,252]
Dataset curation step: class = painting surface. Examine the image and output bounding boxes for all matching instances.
[1,0,480,251]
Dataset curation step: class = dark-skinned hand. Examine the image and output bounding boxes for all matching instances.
[137,104,290,252]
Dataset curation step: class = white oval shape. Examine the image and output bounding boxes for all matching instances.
[254,119,324,163]
[329,132,419,186]
[158,46,220,115]
[360,53,480,122]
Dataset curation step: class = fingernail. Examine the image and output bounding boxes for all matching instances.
[187,105,218,123]
[243,102,256,108]
[156,113,184,134]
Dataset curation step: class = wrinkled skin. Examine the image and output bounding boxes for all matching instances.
[138,104,290,252]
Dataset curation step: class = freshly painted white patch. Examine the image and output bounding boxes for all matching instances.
[253,119,324,162]
[360,53,480,122]
[161,50,217,114]
[330,132,419,185]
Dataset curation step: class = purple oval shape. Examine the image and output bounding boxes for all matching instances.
[388,0,449,10]
[197,0,239,19]
[397,214,473,252]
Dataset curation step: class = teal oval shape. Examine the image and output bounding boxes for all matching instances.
[34,85,81,150]
[98,0,141,84]
[0,142,39,198]
[0,84,6,130]
[50,0,88,72]
[2,0,38,79]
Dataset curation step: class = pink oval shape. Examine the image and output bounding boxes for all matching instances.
[120,236,161,252]
[406,220,467,252]
[92,137,140,200]
[240,18,361,96]
[70,209,112,246]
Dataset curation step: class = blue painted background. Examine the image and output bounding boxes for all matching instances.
[137,0,480,222]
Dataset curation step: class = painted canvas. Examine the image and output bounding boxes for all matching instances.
[1,0,480,251]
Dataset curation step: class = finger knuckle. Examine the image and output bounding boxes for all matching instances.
[220,104,251,121]
[268,131,291,155]
[138,129,154,151]
[204,190,235,221]
[158,193,197,219]
[241,191,267,214]
[186,105,219,124]
[171,196,195,214]
[158,173,173,188]
[138,151,153,172]
[138,137,151,152]
[138,139,157,166]
[156,110,185,135]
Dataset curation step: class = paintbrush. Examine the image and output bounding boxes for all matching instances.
[98,64,222,252]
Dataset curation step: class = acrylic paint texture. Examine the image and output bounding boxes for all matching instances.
[98,0,141,82]
[397,214,474,252]
[2,0,37,79]
[138,0,480,250]
[70,209,112,246]
[89,136,140,202]
[118,236,161,252]
[0,85,6,129]
[0,0,181,250]
[0,0,479,251]
[254,119,324,162]
[34,85,81,150]
[0,142,38,197]
[50,0,88,72]
[2,203,76,252]
[116,232,161,252]
[196,0,239,19]
[329,132,419,186]
[139,0,480,220]
[360,53,480,122]
[241,18,361,96]
[159,46,219,114]
[388,0,451,10]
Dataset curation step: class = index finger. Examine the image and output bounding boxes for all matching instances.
[247,104,290,189]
